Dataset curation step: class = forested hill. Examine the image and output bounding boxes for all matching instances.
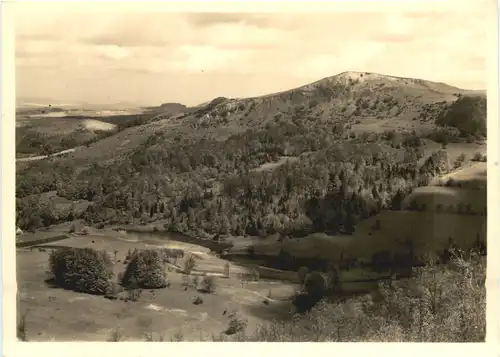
[16,71,487,239]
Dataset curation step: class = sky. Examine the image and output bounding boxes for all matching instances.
[14,1,493,107]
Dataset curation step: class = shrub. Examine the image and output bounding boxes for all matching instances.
[251,268,260,281]
[454,153,466,169]
[246,245,255,256]
[445,178,456,187]
[184,255,196,274]
[304,271,326,298]
[200,275,216,293]
[127,288,142,302]
[182,275,190,289]
[225,316,248,335]
[293,291,321,313]
[17,312,28,341]
[472,152,483,162]
[108,327,124,342]
[171,331,184,342]
[162,248,184,263]
[298,266,309,285]
[121,249,167,289]
[48,247,114,295]
[192,275,200,289]
[104,281,122,300]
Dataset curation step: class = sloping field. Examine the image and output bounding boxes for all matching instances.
[402,186,486,213]
[17,232,298,341]
[233,208,485,267]
[423,140,486,164]
[434,162,487,187]
[351,210,485,260]
[419,142,486,166]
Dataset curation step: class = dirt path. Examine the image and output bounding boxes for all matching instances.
[16,147,79,162]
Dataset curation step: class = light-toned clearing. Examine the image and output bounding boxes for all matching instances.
[28,112,68,118]
[82,119,116,131]
[252,156,299,172]
[433,162,486,185]
[146,304,187,316]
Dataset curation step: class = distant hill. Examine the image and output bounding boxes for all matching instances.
[171,71,484,137]
[17,98,145,111]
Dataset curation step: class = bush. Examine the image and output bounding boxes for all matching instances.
[17,312,28,341]
[251,268,260,281]
[472,152,483,161]
[121,249,167,289]
[48,247,114,295]
[192,275,200,289]
[184,255,196,274]
[200,275,216,293]
[238,251,485,342]
[298,266,309,285]
[105,281,123,300]
[454,153,466,169]
[162,248,184,263]
[225,316,248,335]
[304,271,326,298]
[127,288,142,302]
[108,327,124,342]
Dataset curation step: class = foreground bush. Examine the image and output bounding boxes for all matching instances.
[121,249,167,289]
[200,275,216,293]
[48,247,114,295]
[229,251,486,342]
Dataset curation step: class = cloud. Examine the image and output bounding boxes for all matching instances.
[183,13,273,28]
[95,45,132,60]
[14,8,490,106]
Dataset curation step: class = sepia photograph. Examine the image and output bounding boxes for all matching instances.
[7,0,496,346]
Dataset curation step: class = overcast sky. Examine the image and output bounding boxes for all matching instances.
[14,1,492,107]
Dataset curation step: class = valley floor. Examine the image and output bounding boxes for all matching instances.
[16,232,298,341]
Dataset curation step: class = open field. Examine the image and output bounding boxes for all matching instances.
[418,141,486,166]
[16,233,298,341]
[402,186,486,212]
[432,162,487,187]
[230,209,485,263]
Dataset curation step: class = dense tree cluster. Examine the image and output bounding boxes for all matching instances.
[121,249,168,289]
[436,94,487,139]
[16,118,427,237]
[48,247,114,295]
